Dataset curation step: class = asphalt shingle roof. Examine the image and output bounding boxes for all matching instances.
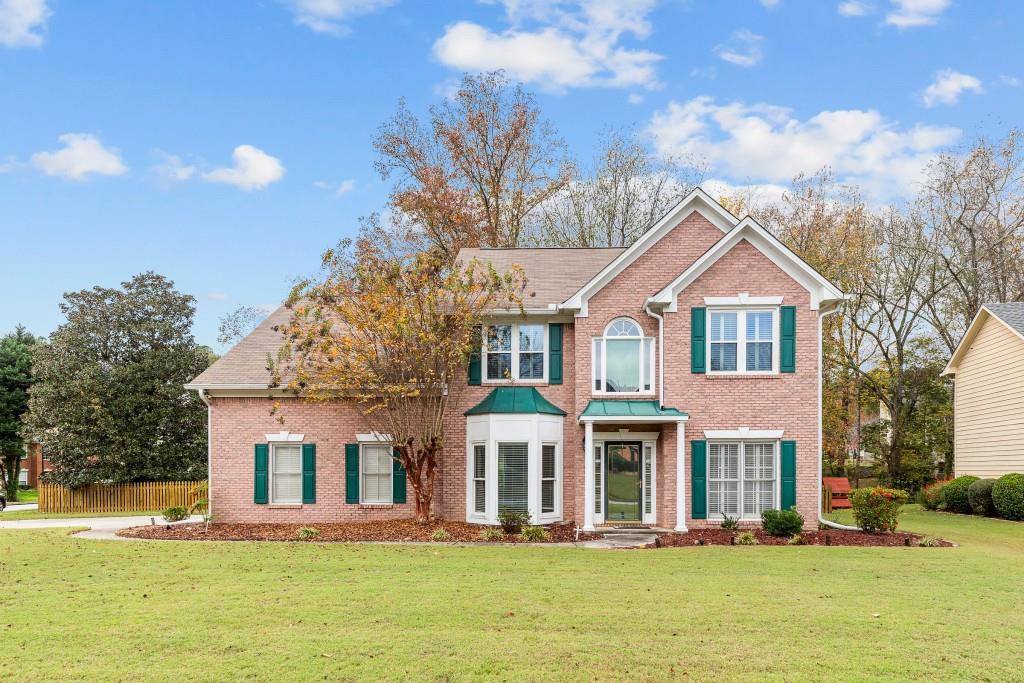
[986,302,1024,337]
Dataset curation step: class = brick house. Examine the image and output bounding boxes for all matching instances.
[186,189,845,530]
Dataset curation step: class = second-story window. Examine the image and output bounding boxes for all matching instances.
[709,309,777,374]
[483,323,546,381]
[592,318,654,393]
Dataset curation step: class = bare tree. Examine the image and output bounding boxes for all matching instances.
[217,305,267,346]
[532,128,706,247]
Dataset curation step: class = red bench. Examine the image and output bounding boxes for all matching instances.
[822,477,852,509]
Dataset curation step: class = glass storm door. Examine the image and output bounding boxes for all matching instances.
[605,442,641,522]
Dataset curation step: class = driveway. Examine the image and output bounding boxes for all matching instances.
[0,514,204,540]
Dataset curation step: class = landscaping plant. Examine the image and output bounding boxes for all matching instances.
[761,508,804,537]
[788,533,807,545]
[849,487,908,532]
[520,526,548,542]
[497,508,530,534]
[719,514,739,530]
[992,473,1024,521]
[431,528,450,542]
[941,475,979,514]
[918,480,948,510]
[479,527,503,542]
[161,506,189,523]
[967,479,997,516]
[297,526,320,540]
[735,531,758,545]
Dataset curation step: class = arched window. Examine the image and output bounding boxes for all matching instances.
[592,318,654,393]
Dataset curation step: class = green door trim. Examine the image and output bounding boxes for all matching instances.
[602,441,643,523]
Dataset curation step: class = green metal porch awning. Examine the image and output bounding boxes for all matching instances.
[464,387,567,416]
[580,400,688,419]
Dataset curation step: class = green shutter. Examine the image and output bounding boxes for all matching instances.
[302,443,316,504]
[691,439,707,519]
[392,448,407,504]
[548,323,563,385]
[691,307,706,374]
[781,440,797,510]
[254,444,268,504]
[781,306,796,373]
[468,325,482,385]
[345,443,359,504]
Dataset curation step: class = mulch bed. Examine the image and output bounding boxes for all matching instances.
[117,519,599,543]
[653,528,953,547]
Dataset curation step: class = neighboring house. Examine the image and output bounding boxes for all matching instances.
[942,303,1024,478]
[18,442,50,487]
[186,189,845,530]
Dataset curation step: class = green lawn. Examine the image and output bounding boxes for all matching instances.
[8,487,38,504]
[0,507,1022,682]
[0,509,164,521]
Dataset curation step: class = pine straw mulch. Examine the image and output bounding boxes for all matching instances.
[653,528,953,548]
[116,519,599,543]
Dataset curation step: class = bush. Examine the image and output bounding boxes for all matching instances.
[720,514,739,530]
[431,528,450,542]
[917,480,948,510]
[497,508,530,534]
[787,533,807,546]
[479,527,503,542]
[520,526,548,542]
[297,526,320,540]
[941,475,979,514]
[849,487,908,533]
[993,473,1024,520]
[161,506,188,523]
[917,536,941,547]
[967,479,997,516]
[761,508,804,537]
[735,531,758,545]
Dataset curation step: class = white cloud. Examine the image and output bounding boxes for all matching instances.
[702,178,789,208]
[999,74,1022,88]
[921,69,983,107]
[647,96,961,200]
[885,0,949,28]
[690,65,718,80]
[315,178,356,197]
[713,29,763,68]
[153,152,197,183]
[838,1,872,17]
[627,93,643,105]
[0,0,50,48]
[432,0,662,92]
[287,0,395,35]
[30,133,127,180]
[203,145,285,191]
[206,292,230,301]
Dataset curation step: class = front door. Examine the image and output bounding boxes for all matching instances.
[605,442,642,522]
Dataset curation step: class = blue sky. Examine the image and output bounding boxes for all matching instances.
[1,0,1021,349]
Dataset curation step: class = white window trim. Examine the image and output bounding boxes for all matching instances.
[482,322,549,383]
[706,440,780,520]
[539,441,561,519]
[592,318,656,395]
[269,442,303,506]
[360,443,394,505]
[707,307,779,376]
[469,441,487,519]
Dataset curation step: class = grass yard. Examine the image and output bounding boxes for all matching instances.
[0,509,164,521]
[8,487,38,504]
[0,507,1022,682]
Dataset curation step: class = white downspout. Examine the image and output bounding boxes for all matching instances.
[196,389,212,520]
[645,302,665,406]
[818,305,859,531]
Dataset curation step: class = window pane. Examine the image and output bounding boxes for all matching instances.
[605,339,640,392]
[486,325,512,351]
[487,353,511,380]
[519,352,544,379]
[606,319,641,337]
[272,445,301,504]
[594,446,602,514]
[362,445,393,503]
[473,444,486,514]
[710,312,737,341]
[711,342,737,372]
[643,338,653,391]
[473,444,486,479]
[498,443,529,514]
[542,445,556,479]
[643,444,653,515]
[746,311,773,340]
[475,480,486,514]
[541,481,555,513]
[593,339,603,391]
[746,342,772,371]
[519,325,544,352]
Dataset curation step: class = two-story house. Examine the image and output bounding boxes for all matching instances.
[186,189,844,530]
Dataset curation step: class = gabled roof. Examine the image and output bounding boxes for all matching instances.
[647,216,845,312]
[558,188,739,315]
[186,304,291,389]
[464,387,567,416]
[943,303,1024,376]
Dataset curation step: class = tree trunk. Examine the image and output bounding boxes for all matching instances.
[398,439,440,524]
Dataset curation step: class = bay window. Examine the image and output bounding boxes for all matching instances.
[709,309,777,374]
[483,323,546,381]
[593,318,654,393]
[708,441,778,519]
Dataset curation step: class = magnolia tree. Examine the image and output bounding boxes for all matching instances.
[275,238,523,522]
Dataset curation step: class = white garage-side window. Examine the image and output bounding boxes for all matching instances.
[271,444,302,505]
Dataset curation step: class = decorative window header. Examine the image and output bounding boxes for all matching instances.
[704,293,784,306]
[703,427,784,440]
[265,431,304,442]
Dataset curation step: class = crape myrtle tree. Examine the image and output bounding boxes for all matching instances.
[0,326,36,500]
[25,273,211,487]
[274,233,524,522]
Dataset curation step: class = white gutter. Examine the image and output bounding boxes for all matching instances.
[644,302,666,406]
[195,388,212,520]
[817,304,859,531]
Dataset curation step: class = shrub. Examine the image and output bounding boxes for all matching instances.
[720,514,739,530]
[917,480,948,510]
[993,473,1024,521]
[735,531,758,545]
[161,506,189,523]
[849,487,908,533]
[497,508,530,534]
[297,526,320,540]
[788,533,807,546]
[967,479,997,516]
[431,528,450,542]
[941,475,979,514]
[761,508,804,537]
[479,527,503,542]
[520,526,548,542]
[917,536,941,547]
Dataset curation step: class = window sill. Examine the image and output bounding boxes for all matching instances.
[704,373,781,379]
[269,504,303,509]
[482,379,549,386]
[359,503,394,509]
[591,392,657,397]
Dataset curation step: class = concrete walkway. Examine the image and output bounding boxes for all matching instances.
[0,514,204,541]
[576,532,659,549]
[2,502,38,511]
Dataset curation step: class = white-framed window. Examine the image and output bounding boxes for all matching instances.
[483,323,547,382]
[497,442,529,513]
[271,443,302,505]
[541,443,557,514]
[472,443,486,514]
[592,318,654,393]
[361,443,393,504]
[708,441,778,519]
[708,309,777,374]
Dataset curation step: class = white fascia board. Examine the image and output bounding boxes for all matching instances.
[941,305,1024,376]
[703,428,784,440]
[184,382,273,390]
[558,188,739,316]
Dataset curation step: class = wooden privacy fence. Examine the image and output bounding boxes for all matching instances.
[38,481,204,514]
[822,485,833,514]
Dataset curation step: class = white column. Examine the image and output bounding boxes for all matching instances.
[583,421,595,531]
[675,420,688,532]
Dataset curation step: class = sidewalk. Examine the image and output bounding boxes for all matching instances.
[0,514,204,540]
